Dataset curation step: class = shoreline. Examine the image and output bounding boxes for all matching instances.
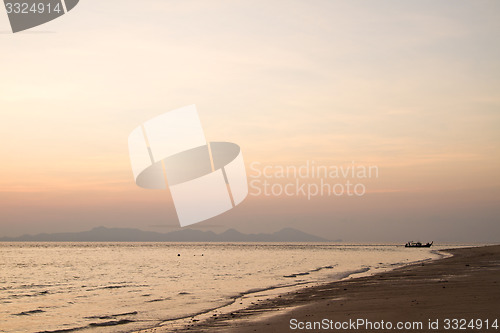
[133,246,455,333]
[140,244,500,333]
[134,268,377,333]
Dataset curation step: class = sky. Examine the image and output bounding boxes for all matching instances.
[0,0,499,242]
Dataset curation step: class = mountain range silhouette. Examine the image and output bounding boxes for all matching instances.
[0,226,333,242]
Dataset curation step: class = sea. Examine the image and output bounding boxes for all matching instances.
[0,242,457,333]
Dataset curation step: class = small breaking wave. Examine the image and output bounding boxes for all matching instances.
[13,309,45,316]
[146,297,171,303]
[8,290,50,299]
[36,327,84,333]
[85,311,138,320]
[283,265,336,278]
[85,283,149,291]
[36,318,135,333]
[89,319,134,327]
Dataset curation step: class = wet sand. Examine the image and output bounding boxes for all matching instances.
[157,245,500,333]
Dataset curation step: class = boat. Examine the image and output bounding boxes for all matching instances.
[405,241,433,248]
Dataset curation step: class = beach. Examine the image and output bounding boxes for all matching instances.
[3,243,439,333]
[152,245,500,332]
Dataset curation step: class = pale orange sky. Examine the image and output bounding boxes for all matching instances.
[0,1,499,241]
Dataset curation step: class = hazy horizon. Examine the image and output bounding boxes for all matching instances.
[1,0,499,242]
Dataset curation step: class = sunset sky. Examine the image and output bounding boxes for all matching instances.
[1,0,499,241]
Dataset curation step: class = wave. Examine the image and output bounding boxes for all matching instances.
[146,297,171,303]
[89,319,134,327]
[13,309,45,316]
[36,327,84,333]
[7,290,50,299]
[85,311,138,320]
[283,264,336,278]
[335,267,371,280]
[36,318,136,333]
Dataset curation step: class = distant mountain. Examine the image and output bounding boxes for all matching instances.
[0,226,330,242]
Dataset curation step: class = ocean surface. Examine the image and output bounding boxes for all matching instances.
[0,242,452,333]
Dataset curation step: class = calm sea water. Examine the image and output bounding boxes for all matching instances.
[0,243,447,333]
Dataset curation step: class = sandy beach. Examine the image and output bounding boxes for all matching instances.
[145,245,500,333]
